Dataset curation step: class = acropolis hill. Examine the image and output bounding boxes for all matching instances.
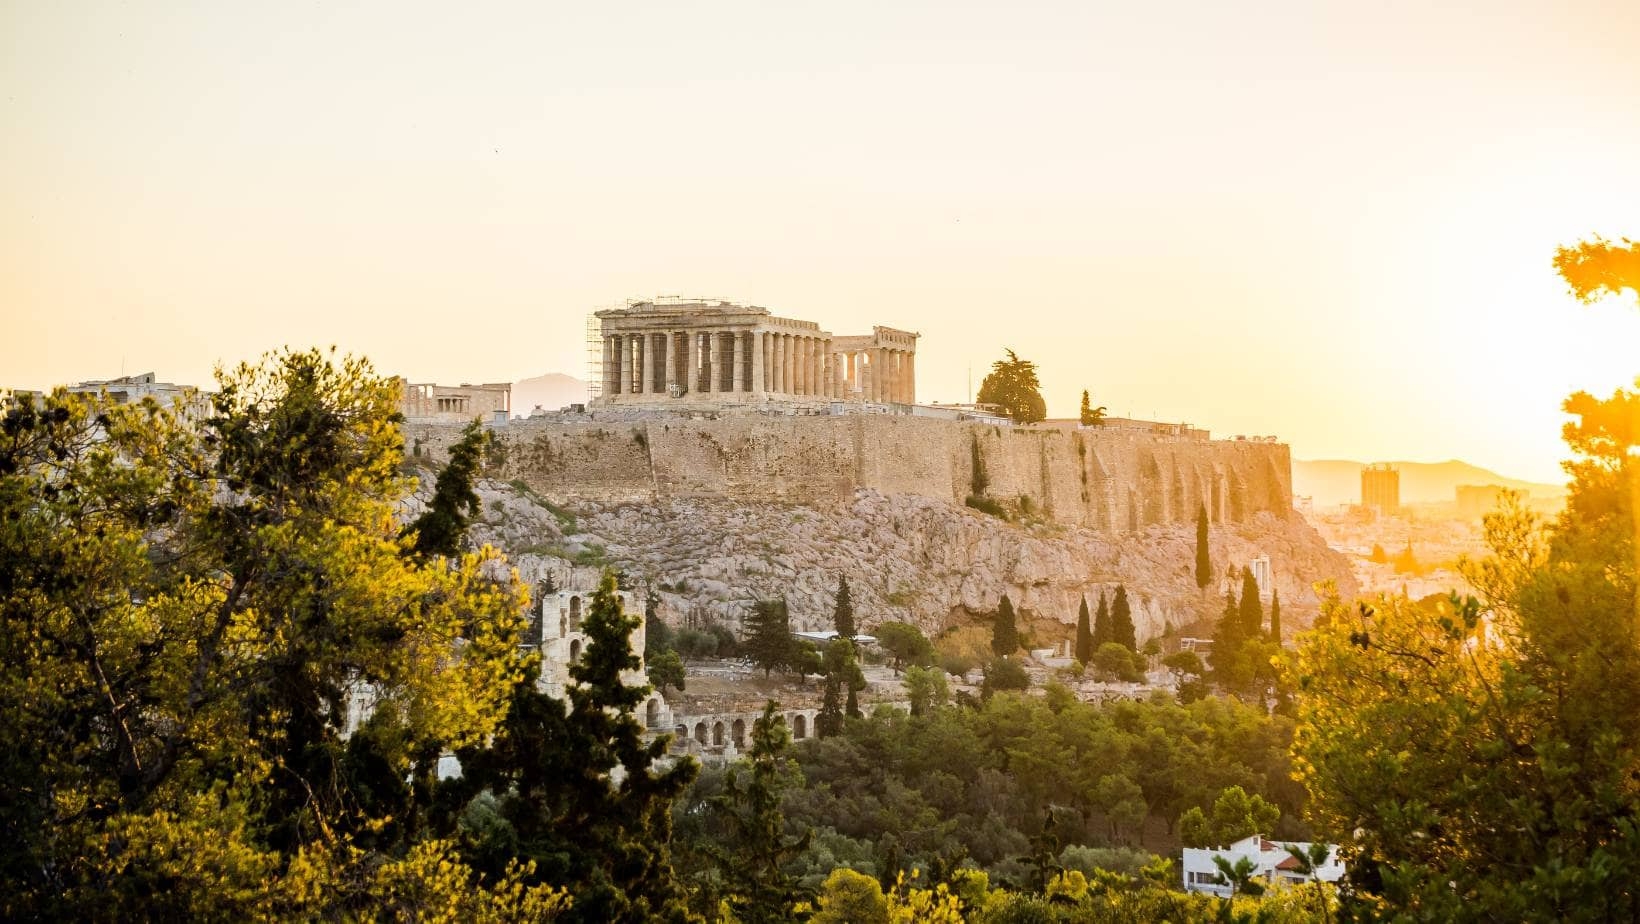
[401,299,1352,640]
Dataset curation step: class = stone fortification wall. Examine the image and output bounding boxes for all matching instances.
[404,416,1291,532]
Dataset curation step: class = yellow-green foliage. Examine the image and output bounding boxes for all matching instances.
[0,350,534,919]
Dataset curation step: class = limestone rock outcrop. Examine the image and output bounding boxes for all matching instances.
[460,483,1353,643]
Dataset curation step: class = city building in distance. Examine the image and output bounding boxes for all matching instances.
[1361,463,1400,515]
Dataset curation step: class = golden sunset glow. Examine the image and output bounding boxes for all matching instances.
[5,1,1640,482]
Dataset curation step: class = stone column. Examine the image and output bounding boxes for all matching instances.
[780,334,791,394]
[795,337,807,396]
[602,335,616,397]
[704,332,716,394]
[663,331,677,394]
[810,339,820,397]
[646,333,659,393]
[616,334,631,395]
[770,333,781,394]
[903,351,914,404]
[731,332,745,393]
[749,331,763,393]
[724,331,738,392]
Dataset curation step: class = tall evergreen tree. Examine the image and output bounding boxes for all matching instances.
[1111,585,1137,651]
[406,418,489,557]
[1093,591,1112,649]
[1269,588,1282,645]
[1211,584,1247,689]
[1239,567,1264,637]
[991,593,1020,657]
[452,571,697,923]
[744,598,794,677]
[832,575,855,639]
[707,703,811,923]
[1079,389,1107,426]
[1195,505,1212,592]
[1075,596,1094,663]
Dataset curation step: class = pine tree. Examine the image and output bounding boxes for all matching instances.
[832,575,855,639]
[708,703,811,923]
[453,571,697,922]
[1195,505,1212,592]
[1111,585,1137,652]
[1079,389,1107,426]
[1093,591,1112,648]
[1269,588,1282,645]
[407,418,490,557]
[976,349,1047,423]
[1075,596,1094,663]
[1239,567,1263,637]
[744,598,794,677]
[992,593,1020,657]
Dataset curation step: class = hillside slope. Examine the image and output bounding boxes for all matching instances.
[462,481,1356,644]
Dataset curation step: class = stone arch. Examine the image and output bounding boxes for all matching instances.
[694,722,708,744]
[646,698,662,728]
[569,596,582,632]
[712,722,725,747]
[569,638,582,661]
[792,714,808,739]
[732,718,746,747]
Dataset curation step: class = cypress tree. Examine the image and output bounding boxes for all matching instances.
[1195,505,1212,592]
[744,598,794,677]
[1075,596,1094,663]
[832,575,855,639]
[1239,567,1263,637]
[1093,592,1112,649]
[1211,584,1245,688]
[1269,588,1282,645]
[992,594,1020,657]
[1111,585,1137,652]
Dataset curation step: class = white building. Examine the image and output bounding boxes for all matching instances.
[1181,835,1345,897]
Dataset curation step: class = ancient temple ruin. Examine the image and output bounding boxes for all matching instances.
[593,298,918,406]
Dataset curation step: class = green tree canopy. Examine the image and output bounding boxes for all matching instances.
[1078,389,1106,426]
[0,349,559,918]
[875,620,933,674]
[975,349,1046,424]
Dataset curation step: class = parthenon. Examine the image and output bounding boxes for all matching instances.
[594,299,918,406]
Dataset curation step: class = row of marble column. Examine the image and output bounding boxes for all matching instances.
[602,331,914,403]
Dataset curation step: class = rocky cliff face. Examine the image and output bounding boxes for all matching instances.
[460,480,1356,643]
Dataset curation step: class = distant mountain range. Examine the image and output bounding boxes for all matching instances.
[1292,459,1567,508]
[512,373,588,415]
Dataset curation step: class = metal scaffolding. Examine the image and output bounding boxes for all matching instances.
[584,313,603,403]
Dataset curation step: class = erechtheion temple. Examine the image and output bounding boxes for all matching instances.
[594,299,918,406]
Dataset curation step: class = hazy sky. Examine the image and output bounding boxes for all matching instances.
[5,1,1640,482]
